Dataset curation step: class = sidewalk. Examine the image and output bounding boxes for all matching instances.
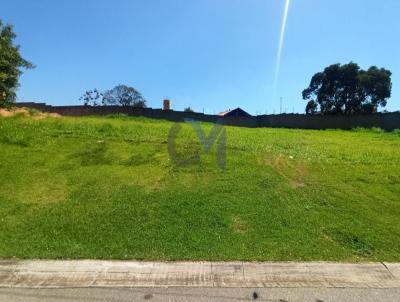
[1,260,399,289]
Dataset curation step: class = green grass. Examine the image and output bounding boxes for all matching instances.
[0,114,400,261]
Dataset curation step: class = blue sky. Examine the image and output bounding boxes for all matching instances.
[2,0,399,114]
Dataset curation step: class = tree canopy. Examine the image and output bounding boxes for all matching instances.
[302,63,392,115]
[79,89,102,106]
[184,106,194,112]
[82,85,146,108]
[102,85,146,107]
[0,20,34,107]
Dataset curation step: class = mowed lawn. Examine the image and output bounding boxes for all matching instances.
[0,114,400,261]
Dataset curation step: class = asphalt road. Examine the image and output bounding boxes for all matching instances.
[1,287,400,302]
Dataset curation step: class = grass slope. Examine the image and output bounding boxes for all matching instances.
[0,115,400,261]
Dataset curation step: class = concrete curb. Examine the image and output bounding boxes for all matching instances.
[1,261,400,289]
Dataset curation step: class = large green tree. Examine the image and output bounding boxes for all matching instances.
[0,20,34,107]
[303,63,392,115]
[101,85,146,108]
[80,85,147,108]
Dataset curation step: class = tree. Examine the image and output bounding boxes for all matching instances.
[80,89,102,106]
[0,20,34,107]
[305,100,318,115]
[102,84,146,108]
[183,106,194,112]
[302,63,392,115]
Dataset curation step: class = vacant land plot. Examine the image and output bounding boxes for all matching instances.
[0,115,399,261]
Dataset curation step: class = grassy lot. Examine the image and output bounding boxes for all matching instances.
[0,114,400,261]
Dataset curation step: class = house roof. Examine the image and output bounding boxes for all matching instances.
[218,109,232,116]
[218,107,251,117]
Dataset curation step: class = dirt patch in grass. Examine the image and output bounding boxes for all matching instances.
[0,108,28,117]
[0,107,60,119]
[232,216,248,234]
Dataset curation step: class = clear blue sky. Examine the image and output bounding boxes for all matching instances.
[2,0,400,114]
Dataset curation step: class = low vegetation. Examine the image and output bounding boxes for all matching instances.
[0,114,400,261]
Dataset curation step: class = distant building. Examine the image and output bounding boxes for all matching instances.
[218,107,251,117]
[163,99,171,110]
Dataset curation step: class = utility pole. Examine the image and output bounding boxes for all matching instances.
[280,97,283,114]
